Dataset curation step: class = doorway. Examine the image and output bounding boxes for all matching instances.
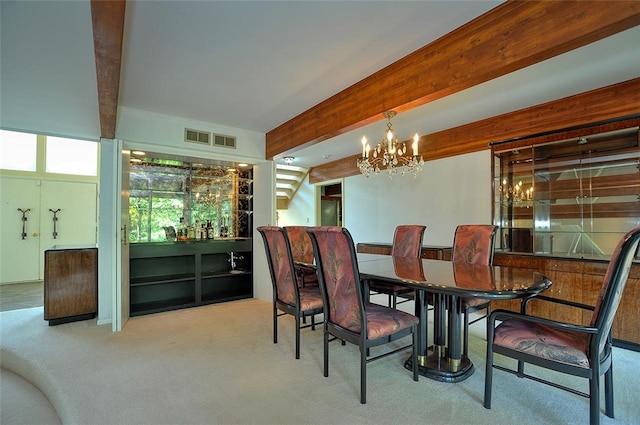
[0,177,98,312]
[318,182,342,226]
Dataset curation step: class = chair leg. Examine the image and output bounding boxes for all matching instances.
[273,305,278,344]
[311,314,316,331]
[589,373,600,425]
[484,328,494,409]
[361,344,367,404]
[604,365,614,418]
[323,327,329,378]
[412,326,419,382]
[295,314,301,359]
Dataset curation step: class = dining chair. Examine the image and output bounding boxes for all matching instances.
[451,224,498,358]
[257,226,324,359]
[484,226,640,425]
[284,225,319,288]
[306,226,419,404]
[368,225,426,308]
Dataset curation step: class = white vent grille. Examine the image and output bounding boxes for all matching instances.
[184,128,211,145]
[213,133,236,149]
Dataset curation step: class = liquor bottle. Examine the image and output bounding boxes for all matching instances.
[187,224,195,240]
[195,220,201,240]
[177,217,187,241]
[207,220,215,240]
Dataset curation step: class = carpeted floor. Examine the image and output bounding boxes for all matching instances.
[1,298,639,425]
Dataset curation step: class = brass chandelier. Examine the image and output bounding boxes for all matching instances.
[356,111,424,178]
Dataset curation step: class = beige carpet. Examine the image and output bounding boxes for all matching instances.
[1,298,639,425]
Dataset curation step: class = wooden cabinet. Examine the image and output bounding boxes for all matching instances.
[44,245,97,325]
[356,242,452,260]
[129,239,252,316]
[492,252,640,350]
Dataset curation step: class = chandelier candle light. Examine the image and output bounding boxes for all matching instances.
[357,111,424,178]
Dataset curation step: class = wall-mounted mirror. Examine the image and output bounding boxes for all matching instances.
[128,152,253,242]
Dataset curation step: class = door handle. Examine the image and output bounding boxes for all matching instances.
[32,232,39,237]
[121,224,128,245]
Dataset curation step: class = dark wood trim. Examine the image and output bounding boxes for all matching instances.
[91,0,126,140]
[268,2,640,160]
[356,243,452,261]
[309,80,640,184]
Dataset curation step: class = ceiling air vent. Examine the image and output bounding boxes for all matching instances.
[184,128,211,146]
[213,133,236,149]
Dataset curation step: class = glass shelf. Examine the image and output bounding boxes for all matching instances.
[493,127,640,258]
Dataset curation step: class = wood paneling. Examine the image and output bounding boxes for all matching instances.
[492,252,640,348]
[268,2,640,160]
[310,81,640,184]
[91,0,126,140]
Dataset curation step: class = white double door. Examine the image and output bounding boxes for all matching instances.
[0,177,97,283]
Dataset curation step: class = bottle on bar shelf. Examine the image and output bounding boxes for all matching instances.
[207,220,215,240]
[195,219,201,240]
[177,217,187,241]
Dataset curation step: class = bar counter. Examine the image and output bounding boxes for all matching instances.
[129,238,253,316]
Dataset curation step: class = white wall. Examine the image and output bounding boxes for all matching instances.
[252,161,276,301]
[116,107,264,162]
[322,150,491,246]
[277,150,492,258]
[97,139,118,324]
[276,173,316,227]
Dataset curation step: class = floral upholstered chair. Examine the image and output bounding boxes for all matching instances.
[257,226,323,359]
[284,226,319,288]
[306,226,419,404]
[451,224,498,358]
[368,225,426,308]
[484,226,640,425]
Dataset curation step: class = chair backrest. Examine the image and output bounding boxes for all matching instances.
[257,226,299,306]
[391,225,426,258]
[591,226,640,355]
[284,226,315,264]
[452,224,498,266]
[306,226,365,334]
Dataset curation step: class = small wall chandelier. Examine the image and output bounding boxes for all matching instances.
[356,111,424,178]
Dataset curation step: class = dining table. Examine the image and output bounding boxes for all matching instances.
[355,253,552,383]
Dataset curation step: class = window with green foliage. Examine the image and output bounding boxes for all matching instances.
[129,158,252,242]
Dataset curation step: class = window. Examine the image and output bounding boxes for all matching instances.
[0,130,99,177]
[0,129,37,172]
[46,136,98,176]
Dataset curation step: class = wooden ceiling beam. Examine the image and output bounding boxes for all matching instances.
[91,0,126,140]
[267,1,640,159]
[309,78,640,184]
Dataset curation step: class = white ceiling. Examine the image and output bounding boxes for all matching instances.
[1,1,639,169]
